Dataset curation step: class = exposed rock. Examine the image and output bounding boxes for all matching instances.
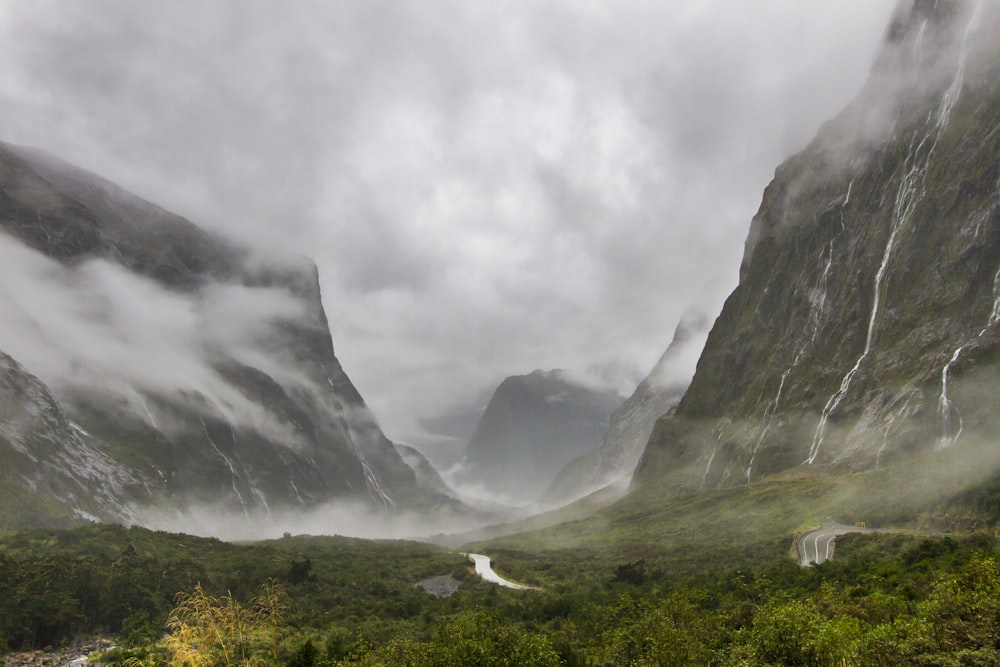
[635,0,1000,490]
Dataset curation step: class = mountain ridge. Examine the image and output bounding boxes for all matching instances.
[635,0,1000,490]
[0,139,460,527]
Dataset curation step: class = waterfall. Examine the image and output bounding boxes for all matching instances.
[702,420,729,489]
[748,241,833,478]
[345,421,397,510]
[202,417,251,520]
[806,10,977,465]
[876,391,917,467]
[937,347,964,449]
[980,267,1000,336]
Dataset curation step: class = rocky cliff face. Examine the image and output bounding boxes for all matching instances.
[0,140,447,526]
[456,370,622,501]
[544,312,709,504]
[635,0,1000,489]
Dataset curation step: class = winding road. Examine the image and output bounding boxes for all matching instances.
[796,521,871,566]
[466,553,533,590]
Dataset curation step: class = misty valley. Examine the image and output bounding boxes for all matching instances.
[4,0,1000,665]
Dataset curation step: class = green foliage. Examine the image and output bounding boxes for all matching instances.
[341,611,561,667]
[599,592,716,666]
[7,476,1000,665]
[286,640,320,667]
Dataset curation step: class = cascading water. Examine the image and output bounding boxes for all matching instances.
[702,420,729,488]
[201,417,251,520]
[228,424,271,516]
[936,244,1000,450]
[937,346,964,449]
[137,393,158,429]
[289,479,306,508]
[876,391,916,467]
[806,8,978,465]
[980,267,1000,336]
[747,239,833,480]
[345,421,397,510]
[747,370,788,482]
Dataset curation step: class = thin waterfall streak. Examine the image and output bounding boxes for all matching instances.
[876,393,915,468]
[807,21,974,465]
[344,422,396,509]
[755,240,833,473]
[748,370,789,482]
[938,346,964,449]
[702,422,729,489]
[228,424,271,516]
[138,395,157,430]
[807,358,863,465]
[201,417,250,520]
[289,479,306,508]
[980,266,1000,336]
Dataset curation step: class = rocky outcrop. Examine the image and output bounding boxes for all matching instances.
[635,0,1000,489]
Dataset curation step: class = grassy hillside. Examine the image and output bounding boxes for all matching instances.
[465,443,1000,585]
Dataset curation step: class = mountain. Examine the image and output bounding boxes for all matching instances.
[455,370,622,501]
[634,0,1000,490]
[0,140,454,528]
[395,443,458,500]
[544,311,710,504]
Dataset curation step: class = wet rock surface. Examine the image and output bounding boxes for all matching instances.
[417,574,461,598]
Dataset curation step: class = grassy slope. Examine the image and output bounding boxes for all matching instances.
[463,442,1000,585]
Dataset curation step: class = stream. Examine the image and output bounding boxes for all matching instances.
[466,553,533,590]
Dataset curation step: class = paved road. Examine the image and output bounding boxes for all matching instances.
[796,521,871,566]
[465,553,533,590]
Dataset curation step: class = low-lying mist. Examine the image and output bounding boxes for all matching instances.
[133,499,493,543]
[0,230,324,440]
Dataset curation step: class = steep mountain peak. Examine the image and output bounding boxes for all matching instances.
[636,0,1000,491]
[454,370,622,502]
[0,140,461,530]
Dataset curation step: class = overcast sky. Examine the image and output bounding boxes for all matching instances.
[0,1,898,457]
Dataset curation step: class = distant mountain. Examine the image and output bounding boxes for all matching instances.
[454,370,622,501]
[0,140,458,527]
[395,443,457,500]
[544,311,710,504]
[635,0,1000,489]
[409,392,492,471]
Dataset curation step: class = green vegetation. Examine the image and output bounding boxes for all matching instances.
[4,465,1000,665]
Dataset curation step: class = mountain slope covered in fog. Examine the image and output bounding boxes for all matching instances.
[455,370,621,502]
[636,0,1000,490]
[544,311,710,504]
[0,140,456,528]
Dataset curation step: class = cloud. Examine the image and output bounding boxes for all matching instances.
[0,0,899,444]
[134,497,490,542]
[0,232,313,438]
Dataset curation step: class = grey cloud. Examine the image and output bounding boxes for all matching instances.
[0,0,898,446]
[0,232,313,440]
